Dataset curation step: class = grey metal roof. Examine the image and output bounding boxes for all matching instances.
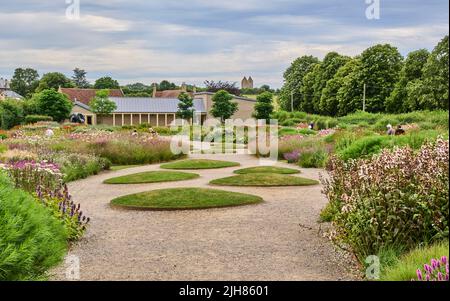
[109,97,206,113]
[1,90,23,99]
[74,100,92,111]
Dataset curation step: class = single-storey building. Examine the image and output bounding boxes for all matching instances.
[0,77,24,100]
[62,87,257,126]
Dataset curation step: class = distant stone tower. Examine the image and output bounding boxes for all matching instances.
[241,76,254,89]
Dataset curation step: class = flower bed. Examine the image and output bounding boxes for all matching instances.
[4,160,89,241]
[321,138,449,260]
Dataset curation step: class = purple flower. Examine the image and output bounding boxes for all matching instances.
[416,269,423,280]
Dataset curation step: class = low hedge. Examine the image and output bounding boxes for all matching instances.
[24,115,53,124]
[0,173,67,280]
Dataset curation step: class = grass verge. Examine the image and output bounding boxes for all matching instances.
[379,240,449,281]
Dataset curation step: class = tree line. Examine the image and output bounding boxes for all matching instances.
[279,35,449,116]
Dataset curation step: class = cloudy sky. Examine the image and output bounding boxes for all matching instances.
[0,0,448,88]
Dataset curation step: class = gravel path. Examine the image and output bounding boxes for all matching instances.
[51,153,358,280]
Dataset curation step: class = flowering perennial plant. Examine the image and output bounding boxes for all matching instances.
[5,160,89,241]
[415,256,449,281]
[322,138,449,259]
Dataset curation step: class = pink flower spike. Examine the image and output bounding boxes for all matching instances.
[416,269,423,281]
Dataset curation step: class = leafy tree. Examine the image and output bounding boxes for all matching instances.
[210,90,238,123]
[417,35,449,110]
[336,58,364,116]
[0,99,24,129]
[89,90,117,115]
[36,72,73,92]
[321,58,359,116]
[158,80,177,91]
[253,92,274,121]
[72,68,90,88]
[32,89,73,122]
[94,76,120,89]
[279,55,319,111]
[176,92,194,121]
[204,80,241,96]
[10,68,40,98]
[357,44,403,113]
[300,64,321,113]
[385,49,429,113]
[316,52,351,115]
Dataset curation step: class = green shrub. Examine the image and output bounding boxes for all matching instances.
[0,99,24,129]
[298,149,328,168]
[24,115,53,124]
[60,155,111,182]
[0,173,67,280]
[337,135,387,161]
[322,139,449,260]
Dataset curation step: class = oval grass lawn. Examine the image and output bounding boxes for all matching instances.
[160,159,240,170]
[210,173,319,187]
[110,188,263,210]
[234,166,300,174]
[104,171,199,184]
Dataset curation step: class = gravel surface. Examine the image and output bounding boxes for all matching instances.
[50,153,359,280]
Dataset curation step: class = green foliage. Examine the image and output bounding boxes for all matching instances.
[58,154,111,182]
[72,68,90,88]
[253,92,274,121]
[24,115,53,124]
[89,89,117,115]
[416,35,449,110]
[279,55,320,111]
[94,76,120,89]
[298,149,328,168]
[386,49,430,113]
[158,80,177,91]
[0,99,24,129]
[176,92,194,120]
[336,130,443,161]
[210,90,238,122]
[36,72,73,92]
[0,173,67,280]
[278,35,448,117]
[32,89,73,122]
[10,68,40,98]
[87,138,180,165]
[322,140,449,260]
[380,240,449,281]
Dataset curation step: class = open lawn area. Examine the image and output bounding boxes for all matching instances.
[161,159,240,170]
[110,187,263,210]
[104,171,199,184]
[210,173,319,187]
